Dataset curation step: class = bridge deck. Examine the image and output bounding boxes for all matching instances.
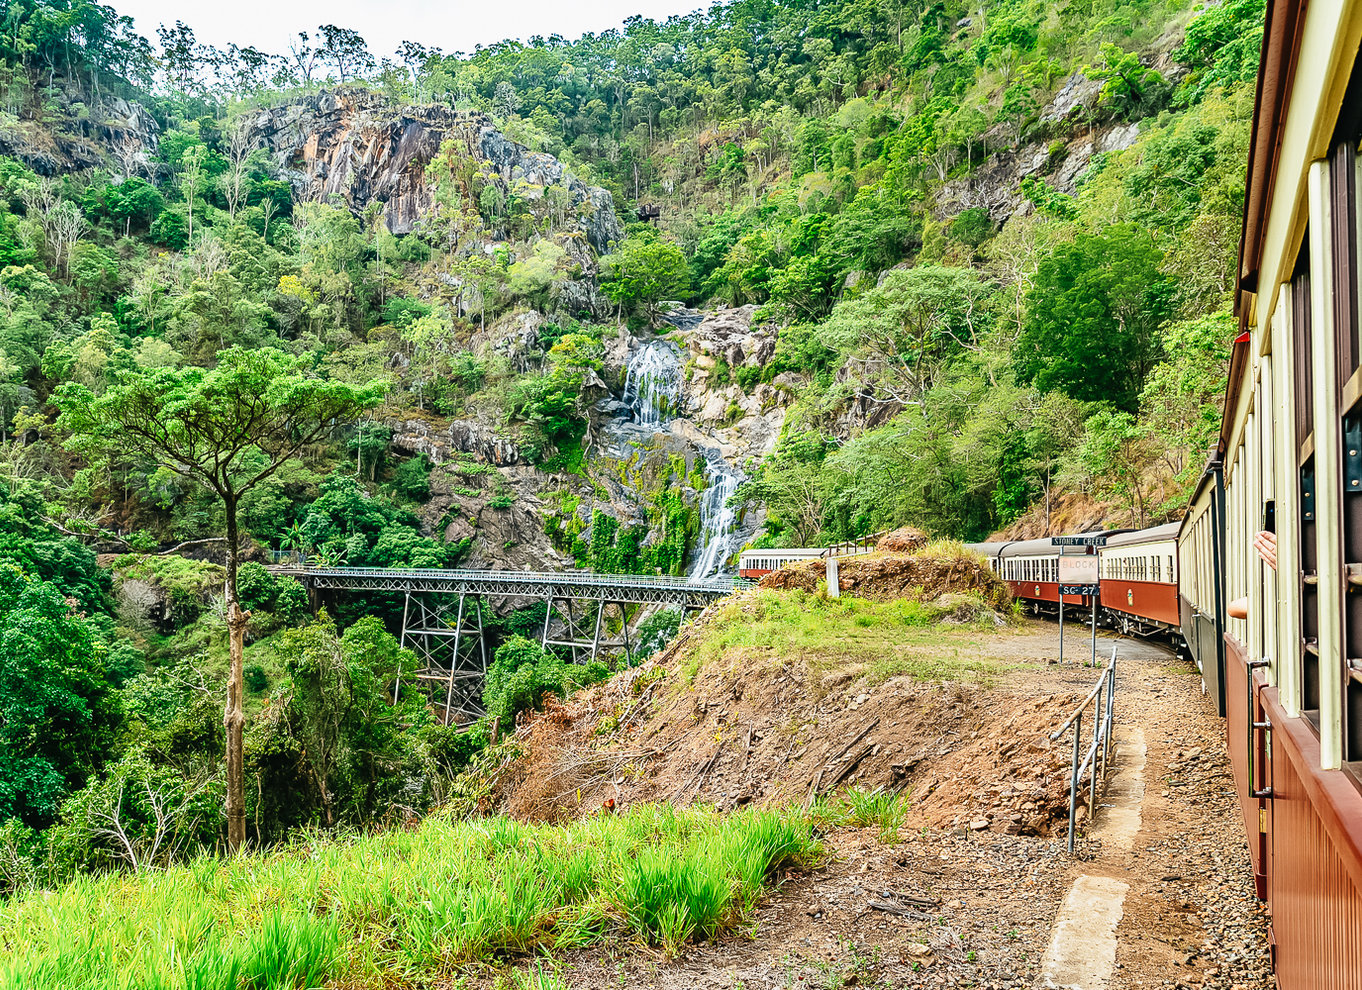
[270,566,749,606]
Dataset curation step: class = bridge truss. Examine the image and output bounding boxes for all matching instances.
[278,567,745,724]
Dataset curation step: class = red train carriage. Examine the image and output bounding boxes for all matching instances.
[1097,523,1181,634]
[967,537,1097,612]
[736,549,827,580]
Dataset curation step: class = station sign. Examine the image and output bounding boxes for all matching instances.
[1051,534,1109,546]
[1057,555,1099,596]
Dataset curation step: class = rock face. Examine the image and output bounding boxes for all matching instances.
[391,417,524,466]
[239,88,623,250]
[0,92,160,176]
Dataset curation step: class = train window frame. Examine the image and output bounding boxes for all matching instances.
[1333,108,1362,764]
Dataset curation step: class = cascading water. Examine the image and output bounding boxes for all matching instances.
[689,448,745,579]
[603,334,751,578]
[622,341,682,427]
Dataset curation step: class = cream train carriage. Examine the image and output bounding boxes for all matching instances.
[1184,0,1362,981]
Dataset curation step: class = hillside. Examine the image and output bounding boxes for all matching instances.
[0,0,1268,976]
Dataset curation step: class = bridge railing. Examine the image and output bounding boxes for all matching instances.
[282,563,749,593]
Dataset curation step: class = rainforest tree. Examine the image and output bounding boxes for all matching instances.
[55,349,382,852]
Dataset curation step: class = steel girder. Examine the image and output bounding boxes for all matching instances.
[399,591,488,726]
[293,567,743,608]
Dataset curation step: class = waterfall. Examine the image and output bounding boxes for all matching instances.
[689,449,744,579]
[622,341,682,427]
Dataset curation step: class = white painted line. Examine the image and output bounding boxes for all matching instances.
[1097,726,1147,852]
[1036,875,1129,989]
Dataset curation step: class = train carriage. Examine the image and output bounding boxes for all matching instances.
[1097,523,1181,634]
[736,549,828,580]
[1197,0,1362,980]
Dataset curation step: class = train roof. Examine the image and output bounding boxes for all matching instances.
[963,542,1008,555]
[1100,522,1182,548]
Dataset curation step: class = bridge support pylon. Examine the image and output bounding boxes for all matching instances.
[401,591,488,725]
[542,596,632,664]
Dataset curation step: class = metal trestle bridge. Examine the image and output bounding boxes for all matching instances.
[272,564,746,724]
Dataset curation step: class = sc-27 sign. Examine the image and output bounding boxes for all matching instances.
[1057,555,1099,595]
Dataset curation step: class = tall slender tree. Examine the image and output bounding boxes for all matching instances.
[55,348,382,852]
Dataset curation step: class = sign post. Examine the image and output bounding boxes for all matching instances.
[1091,594,1098,667]
[1056,546,1102,667]
[1058,597,1064,663]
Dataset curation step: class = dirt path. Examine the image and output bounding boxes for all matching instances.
[479,624,1273,990]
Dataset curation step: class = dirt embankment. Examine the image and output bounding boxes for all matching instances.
[757,531,1012,612]
[492,588,1081,837]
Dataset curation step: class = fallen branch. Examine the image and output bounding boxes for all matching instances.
[868,900,936,921]
[825,718,881,768]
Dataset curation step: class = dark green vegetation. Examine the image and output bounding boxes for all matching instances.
[0,0,1257,940]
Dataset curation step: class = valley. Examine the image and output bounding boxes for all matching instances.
[0,0,1270,985]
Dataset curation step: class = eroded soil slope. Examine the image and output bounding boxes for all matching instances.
[494,589,1082,837]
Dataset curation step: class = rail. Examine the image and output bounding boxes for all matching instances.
[1049,645,1118,852]
[820,530,889,558]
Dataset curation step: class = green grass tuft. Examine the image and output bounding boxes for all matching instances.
[843,787,909,842]
[0,804,820,985]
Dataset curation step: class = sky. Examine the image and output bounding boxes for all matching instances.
[111,0,710,61]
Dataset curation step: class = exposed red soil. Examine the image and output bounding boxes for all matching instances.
[493,601,1078,837]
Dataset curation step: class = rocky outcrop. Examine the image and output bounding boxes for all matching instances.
[0,92,159,176]
[935,122,1142,225]
[390,417,524,466]
[239,88,623,250]
[670,305,778,370]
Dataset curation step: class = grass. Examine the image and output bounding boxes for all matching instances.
[808,788,910,843]
[0,804,819,988]
[680,589,1017,689]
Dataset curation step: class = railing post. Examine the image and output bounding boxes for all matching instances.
[1090,686,1102,820]
[1104,653,1116,776]
[1068,710,1082,853]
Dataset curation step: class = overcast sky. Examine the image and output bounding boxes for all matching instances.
[112,0,710,60]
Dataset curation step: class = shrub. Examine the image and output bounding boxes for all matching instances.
[481,637,569,725]
[235,562,278,613]
[273,580,309,626]
[391,455,432,502]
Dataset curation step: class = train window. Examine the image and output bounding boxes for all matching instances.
[1335,107,1362,760]
[1291,251,1322,719]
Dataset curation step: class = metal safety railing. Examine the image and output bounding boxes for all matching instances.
[820,530,889,558]
[1049,644,1118,852]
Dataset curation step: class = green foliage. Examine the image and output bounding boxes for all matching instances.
[818,265,990,401]
[262,613,423,829]
[481,636,571,726]
[0,488,111,614]
[391,454,433,502]
[1016,225,1175,412]
[601,233,690,322]
[0,566,126,828]
[842,787,908,842]
[46,750,222,875]
[632,608,683,662]
[298,473,461,569]
[1175,0,1266,103]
